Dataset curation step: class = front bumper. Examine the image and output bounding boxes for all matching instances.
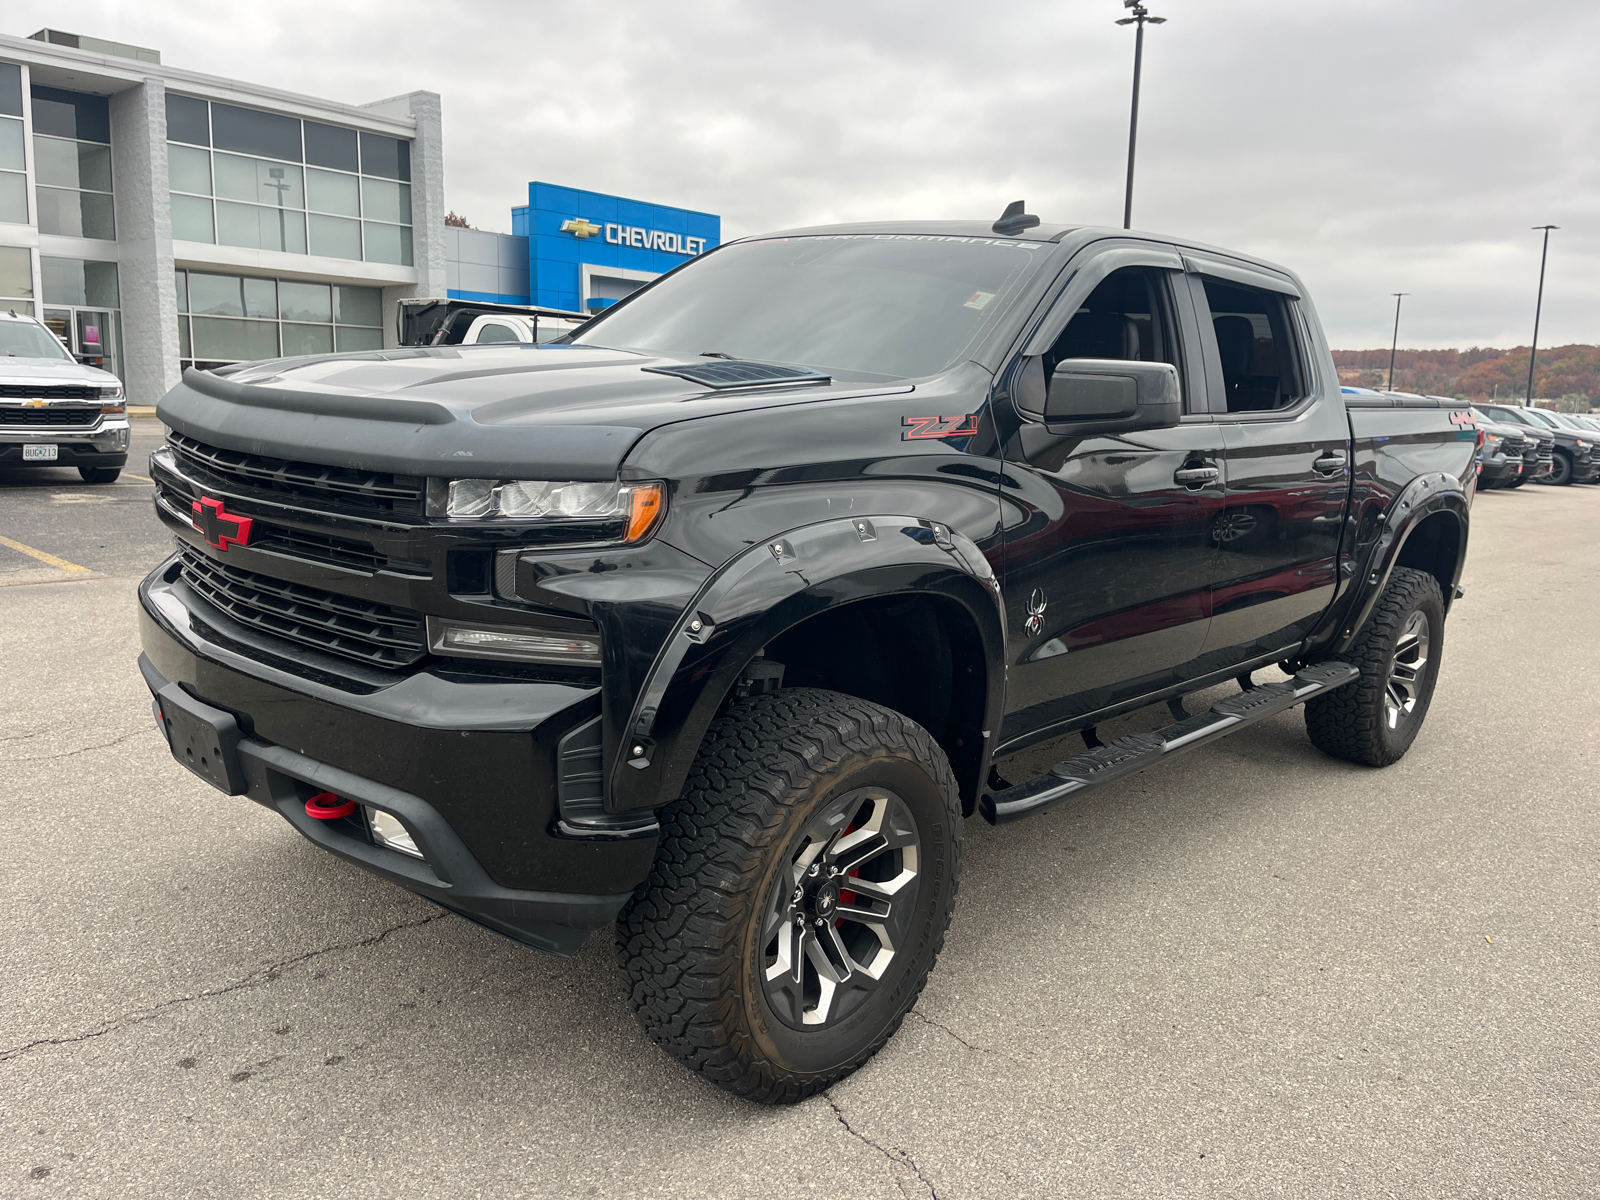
[137,561,656,955]
[0,418,130,467]
[1477,454,1521,486]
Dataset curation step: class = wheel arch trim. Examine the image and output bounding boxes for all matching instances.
[605,514,1006,813]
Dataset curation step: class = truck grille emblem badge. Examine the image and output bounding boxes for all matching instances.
[1025,588,1047,636]
[191,496,253,552]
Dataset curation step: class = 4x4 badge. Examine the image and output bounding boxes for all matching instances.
[191,496,252,552]
[902,414,980,440]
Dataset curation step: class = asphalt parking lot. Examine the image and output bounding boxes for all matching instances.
[2,430,1596,1199]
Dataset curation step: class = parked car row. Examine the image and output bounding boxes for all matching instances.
[1473,401,1600,488]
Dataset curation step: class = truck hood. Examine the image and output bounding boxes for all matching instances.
[157,344,911,480]
[0,356,120,387]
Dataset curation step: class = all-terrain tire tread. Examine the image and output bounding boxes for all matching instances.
[1304,565,1442,767]
[615,687,961,1104]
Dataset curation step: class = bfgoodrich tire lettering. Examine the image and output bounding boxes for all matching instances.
[1305,565,1444,767]
[616,687,961,1104]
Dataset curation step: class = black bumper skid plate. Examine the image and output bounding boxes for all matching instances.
[980,661,1360,824]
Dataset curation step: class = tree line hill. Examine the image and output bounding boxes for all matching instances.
[1331,345,1600,407]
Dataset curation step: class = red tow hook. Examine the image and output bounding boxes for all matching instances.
[305,791,357,820]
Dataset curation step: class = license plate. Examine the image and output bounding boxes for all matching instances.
[155,682,248,795]
[22,444,58,462]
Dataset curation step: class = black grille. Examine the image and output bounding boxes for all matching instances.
[249,525,430,577]
[178,546,428,669]
[0,406,101,428]
[1503,437,1527,456]
[0,385,100,400]
[168,432,425,517]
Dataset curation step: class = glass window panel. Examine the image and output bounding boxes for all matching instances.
[242,277,276,319]
[0,63,21,119]
[211,103,301,162]
[84,261,119,308]
[363,221,413,266]
[171,193,215,243]
[360,177,411,225]
[166,94,210,147]
[32,136,80,188]
[36,187,116,239]
[1,299,32,314]
[0,245,31,298]
[30,87,110,143]
[214,154,303,208]
[308,213,362,261]
[0,117,22,172]
[191,316,280,362]
[359,132,409,181]
[188,273,244,317]
[278,280,332,323]
[168,144,212,195]
[334,285,382,327]
[0,170,25,224]
[282,322,334,356]
[41,256,85,306]
[216,201,306,254]
[178,315,191,358]
[336,325,383,352]
[304,122,358,172]
[175,271,188,313]
[76,142,113,192]
[306,168,359,217]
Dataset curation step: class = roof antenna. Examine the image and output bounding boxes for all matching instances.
[992,200,1040,236]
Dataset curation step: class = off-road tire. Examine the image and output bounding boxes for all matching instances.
[616,687,961,1104]
[1305,566,1443,767]
[1548,451,1573,486]
[78,466,120,484]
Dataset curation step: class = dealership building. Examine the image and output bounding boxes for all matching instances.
[0,28,444,405]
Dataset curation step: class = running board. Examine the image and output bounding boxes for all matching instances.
[979,662,1360,825]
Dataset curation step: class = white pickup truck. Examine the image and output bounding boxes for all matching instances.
[396,298,588,348]
[0,310,129,483]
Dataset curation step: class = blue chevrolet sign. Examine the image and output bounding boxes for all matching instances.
[513,183,721,312]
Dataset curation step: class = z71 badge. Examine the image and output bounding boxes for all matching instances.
[902,414,980,440]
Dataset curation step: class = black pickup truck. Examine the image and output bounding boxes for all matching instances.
[137,206,1478,1103]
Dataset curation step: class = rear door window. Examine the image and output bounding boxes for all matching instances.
[1198,278,1306,413]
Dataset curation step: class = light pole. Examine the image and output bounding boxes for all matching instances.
[1525,225,1557,405]
[1117,1,1166,230]
[1387,293,1408,391]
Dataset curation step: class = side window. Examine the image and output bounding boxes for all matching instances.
[1046,266,1184,403]
[1199,277,1305,413]
[473,320,521,344]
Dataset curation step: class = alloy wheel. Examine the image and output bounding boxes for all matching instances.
[1384,611,1430,730]
[760,787,921,1030]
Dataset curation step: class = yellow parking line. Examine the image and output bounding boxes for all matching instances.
[123,472,153,483]
[0,534,90,573]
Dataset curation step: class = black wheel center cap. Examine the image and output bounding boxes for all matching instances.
[810,881,839,918]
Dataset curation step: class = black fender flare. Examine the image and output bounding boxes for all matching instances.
[606,514,1007,813]
[1331,471,1469,655]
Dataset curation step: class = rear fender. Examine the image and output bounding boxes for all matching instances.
[606,514,1006,813]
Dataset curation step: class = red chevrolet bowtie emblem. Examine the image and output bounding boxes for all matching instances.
[192,496,252,551]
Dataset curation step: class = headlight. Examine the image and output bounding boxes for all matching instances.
[1484,434,1502,449]
[430,478,665,542]
[99,384,124,399]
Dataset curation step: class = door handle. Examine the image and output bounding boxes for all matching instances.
[1313,452,1348,474]
[1173,465,1219,487]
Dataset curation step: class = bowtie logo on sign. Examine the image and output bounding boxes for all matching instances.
[558,216,708,257]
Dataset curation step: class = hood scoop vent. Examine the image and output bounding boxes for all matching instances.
[642,360,831,390]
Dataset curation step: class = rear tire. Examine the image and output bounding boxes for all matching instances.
[616,688,961,1104]
[1548,451,1573,486]
[1305,566,1443,767]
[78,466,120,484]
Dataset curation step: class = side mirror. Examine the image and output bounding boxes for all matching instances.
[1044,358,1181,436]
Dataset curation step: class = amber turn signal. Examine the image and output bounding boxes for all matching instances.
[625,482,666,543]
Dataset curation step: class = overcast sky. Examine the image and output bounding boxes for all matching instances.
[14,0,1600,349]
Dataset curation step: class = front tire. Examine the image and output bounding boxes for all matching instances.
[78,466,120,484]
[616,688,961,1104]
[1548,451,1573,486]
[1305,566,1444,767]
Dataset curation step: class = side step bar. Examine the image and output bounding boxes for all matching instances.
[979,661,1360,825]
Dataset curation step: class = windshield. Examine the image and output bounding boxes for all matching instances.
[571,234,1048,379]
[0,319,72,361]
[1518,408,1558,428]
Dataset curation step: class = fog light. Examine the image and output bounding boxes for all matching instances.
[365,807,423,858]
[427,616,601,665]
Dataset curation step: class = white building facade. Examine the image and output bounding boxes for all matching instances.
[0,29,446,405]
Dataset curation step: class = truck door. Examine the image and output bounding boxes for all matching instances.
[463,315,531,344]
[1187,258,1350,669]
[997,249,1225,746]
